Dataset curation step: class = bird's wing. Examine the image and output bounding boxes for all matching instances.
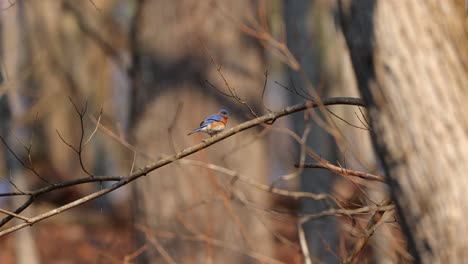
[203,114,223,124]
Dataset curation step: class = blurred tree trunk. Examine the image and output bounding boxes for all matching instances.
[284,2,339,262]
[129,1,273,263]
[284,1,378,262]
[4,0,129,198]
[0,0,130,258]
[2,0,40,263]
[340,0,468,262]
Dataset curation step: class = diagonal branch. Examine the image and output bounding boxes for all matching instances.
[181,159,329,201]
[300,204,394,224]
[0,207,31,223]
[343,200,392,263]
[0,135,50,184]
[0,97,365,236]
[295,162,385,182]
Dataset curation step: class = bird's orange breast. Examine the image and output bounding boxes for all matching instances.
[221,116,228,124]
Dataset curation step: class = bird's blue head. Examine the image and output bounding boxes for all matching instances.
[218,109,230,116]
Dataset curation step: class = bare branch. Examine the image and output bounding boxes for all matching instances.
[298,221,312,264]
[326,108,370,131]
[138,225,178,264]
[140,222,286,264]
[55,129,78,153]
[0,208,30,223]
[0,175,121,227]
[261,69,272,113]
[0,174,26,194]
[88,0,101,12]
[343,200,392,263]
[201,41,259,117]
[204,80,235,98]
[335,161,379,206]
[84,108,103,146]
[167,102,183,153]
[181,159,329,201]
[0,134,50,184]
[0,197,34,227]
[0,97,365,236]
[60,97,94,177]
[274,79,313,101]
[239,21,300,71]
[0,175,122,198]
[123,244,148,264]
[354,108,371,131]
[295,162,384,183]
[300,204,394,224]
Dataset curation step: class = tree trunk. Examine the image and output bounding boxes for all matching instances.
[129,1,273,263]
[284,1,340,262]
[340,0,468,262]
[3,1,40,263]
[285,1,380,261]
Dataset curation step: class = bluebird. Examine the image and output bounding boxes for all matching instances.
[188,109,230,136]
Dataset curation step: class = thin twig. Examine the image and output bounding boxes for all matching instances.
[129,151,137,176]
[354,111,371,130]
[123,244,148,264]
[204,80,235,98]
[88,0,101,12]
[0,135,50,184]
[55,130,78,152]
[239,22,300,71]
[201,41,259,117]
[0,175,121,227]
[84,108,102,146]
[261,70,272,113]
[0,197,34,227]
[300,204,394,224]
[326,108,370,131]
[89,114,141,155]
[139,225,177,264]
[59,97,94,177]
[343,200,392,263]
[148,218,286,264]
[181,159,329,201]
[274,80,313,101]
[167,102,183,153]
[295,162,384,182]
[0,208,30,222]
[0,174,25,194]
[0,175,122,197]
[298,221,312,264]
[335,160,378,206]
[358,107,370,127]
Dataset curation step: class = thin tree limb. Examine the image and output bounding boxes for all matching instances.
[295,162,384,182]
[343,200,392,264]
[0,97,365,236]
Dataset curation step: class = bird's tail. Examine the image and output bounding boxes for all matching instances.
[187,127,202,135]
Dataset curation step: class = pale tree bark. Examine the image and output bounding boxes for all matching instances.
[129,1,273,263]
[2,1,40,263]
[340,0,468,262]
